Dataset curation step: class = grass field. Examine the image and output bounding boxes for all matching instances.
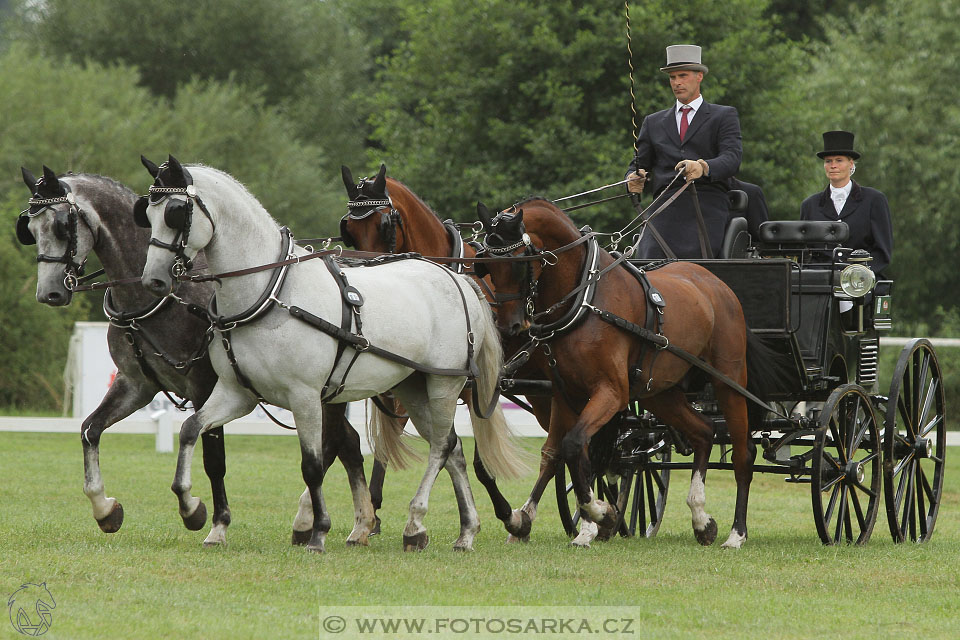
[1,431,958,639]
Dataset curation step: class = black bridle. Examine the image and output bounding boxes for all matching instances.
[16,183,92,291]
[340,177,403,251]
[134,165,215,279]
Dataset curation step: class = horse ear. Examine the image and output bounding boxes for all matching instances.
[372,163,387,193]
[141,155,161,178]
[42,165,59,186]
[341,165,358,199]
[21,167,37,191]
[476,201,493,231]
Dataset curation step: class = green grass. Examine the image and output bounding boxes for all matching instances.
[1,432,958,639]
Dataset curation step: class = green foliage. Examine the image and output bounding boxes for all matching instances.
[5,0,369,173]
[799,0,960,325]
[362,0,810,228]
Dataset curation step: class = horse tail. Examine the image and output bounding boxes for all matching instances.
[466,279,531,480]
[366,396,420,470]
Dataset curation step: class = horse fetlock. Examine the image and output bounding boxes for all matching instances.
[291,528,312,546]
[594,503,620,542]
[571,520,599,548]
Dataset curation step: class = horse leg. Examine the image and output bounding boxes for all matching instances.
[369,459,386,535]
[80,374,156,533]
[440,432,482,551]
[393,377,465,552]
[171,383,256,538]
[199,428,231,546]
[559,388,624,548]
[715,386,754,549]
[318,403,376,547]
[644,390,718,545]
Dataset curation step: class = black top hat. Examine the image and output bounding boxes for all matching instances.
[817,130,860,160]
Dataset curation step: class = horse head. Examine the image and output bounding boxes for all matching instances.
[17,165,97,306]
[339,163,402,252]
[475,201,542,336]
[137,154,215,296]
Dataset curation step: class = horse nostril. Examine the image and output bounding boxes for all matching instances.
[144,278,170,296]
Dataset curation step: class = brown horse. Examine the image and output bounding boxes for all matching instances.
[475,197,781,548]
[340,165,551,542]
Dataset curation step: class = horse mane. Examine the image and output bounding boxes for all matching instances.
[188,164,282,227]
[388,177,444,223]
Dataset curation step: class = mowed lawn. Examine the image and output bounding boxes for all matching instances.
[1,431,958,639]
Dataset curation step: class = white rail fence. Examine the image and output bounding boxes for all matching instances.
[0,329,956,451]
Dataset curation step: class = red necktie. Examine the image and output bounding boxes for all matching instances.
[679,105,692,141]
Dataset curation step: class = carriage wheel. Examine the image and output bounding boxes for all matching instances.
[555,447,670,539]
[883,339,945,543]
[811,384,882,545]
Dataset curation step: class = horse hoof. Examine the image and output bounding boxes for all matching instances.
[402,532,429,552]
[505,510,532,539]
[96,502,124,533]
[694,518,718,546]
[291,529,312,546]
[594,504,620,542]
[182,501,207,531]
[505,534,530,544]
[570,538,592,549]
[452,543,474,552]
[345,535,369,547]
[369,516,381,537]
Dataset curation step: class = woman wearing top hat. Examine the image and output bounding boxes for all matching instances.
[800,130,893,279]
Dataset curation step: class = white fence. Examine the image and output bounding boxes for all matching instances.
[0,324,955,451]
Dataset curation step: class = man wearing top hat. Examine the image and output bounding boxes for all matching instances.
[800,130,893,279]
[626,44,742,259]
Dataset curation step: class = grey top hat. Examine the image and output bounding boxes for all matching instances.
[660,44,708,74]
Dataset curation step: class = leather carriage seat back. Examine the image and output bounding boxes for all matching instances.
[758,220,850,245]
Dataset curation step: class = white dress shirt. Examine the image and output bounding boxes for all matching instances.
[830,181,852,216]
[675,95,704,133]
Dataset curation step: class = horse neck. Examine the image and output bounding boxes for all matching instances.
[67,176,157,309]
[390,182,453,256]
[197,173,287,314]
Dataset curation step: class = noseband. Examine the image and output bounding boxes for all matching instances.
[17,186,91,291]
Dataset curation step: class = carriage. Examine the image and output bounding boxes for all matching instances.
[529,213,945,545]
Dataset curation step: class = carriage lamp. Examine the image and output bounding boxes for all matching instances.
[838,264,876,298]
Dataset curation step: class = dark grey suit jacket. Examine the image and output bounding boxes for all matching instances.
[800,181,893,277]
[627,101,742,258]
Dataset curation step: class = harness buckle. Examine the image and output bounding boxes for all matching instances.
[656,335,669,350]
[355,336,370,352]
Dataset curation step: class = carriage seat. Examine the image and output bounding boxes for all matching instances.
[758,220,849,245]
[719,190,751,259]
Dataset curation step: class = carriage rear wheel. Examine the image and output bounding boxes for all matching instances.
[811,384,882,545]
[883,338,946,543]
[555,445,670,539]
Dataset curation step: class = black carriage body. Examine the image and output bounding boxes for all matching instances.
[546,220,945,544]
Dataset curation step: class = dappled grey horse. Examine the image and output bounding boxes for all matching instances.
[136,156,527,551]
[16,166,372,546]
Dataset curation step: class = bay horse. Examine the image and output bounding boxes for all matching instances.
[15,166,372,547]
[340,164,552,543]
[137,156,526,552]
[475,197,783,548]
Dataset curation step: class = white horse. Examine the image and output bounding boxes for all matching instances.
[136,156,526,552]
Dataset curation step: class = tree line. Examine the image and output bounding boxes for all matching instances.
[1,0,954,411]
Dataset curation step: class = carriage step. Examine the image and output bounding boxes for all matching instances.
[783,476,811,484]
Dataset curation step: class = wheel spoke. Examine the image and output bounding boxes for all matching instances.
[834,484,848,543]
[916,466,928,539]
[897,386,916,441]
[916,376,939,435]
[892,450,916,478]
[917,462,935,507]
[899,461,916,537]
[828,418,848,464]
[824,480,841,526]
[918,410,943,439]
[850,485,867,530]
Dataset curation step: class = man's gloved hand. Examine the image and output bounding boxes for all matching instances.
[626,169,646,194]
[674,159,709,180]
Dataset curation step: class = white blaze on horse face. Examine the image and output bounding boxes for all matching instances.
[686,470,711,531]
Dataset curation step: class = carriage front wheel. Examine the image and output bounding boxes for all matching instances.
[883,338,946,543]
[811,383,882,545]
